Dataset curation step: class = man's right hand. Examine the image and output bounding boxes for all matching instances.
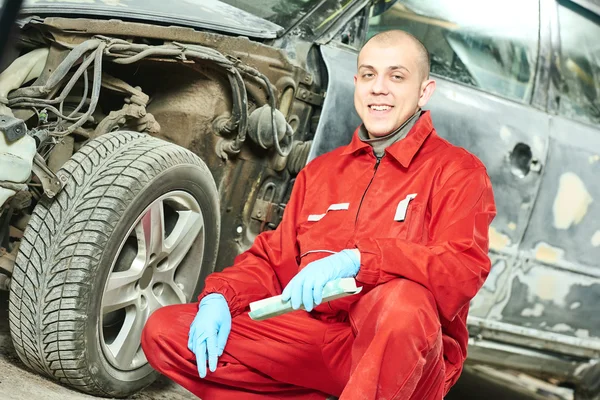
[187,293,232,378]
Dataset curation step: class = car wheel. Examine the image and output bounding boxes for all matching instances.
[8,131,220,397]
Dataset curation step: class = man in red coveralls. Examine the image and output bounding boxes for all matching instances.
[141,30,496,400]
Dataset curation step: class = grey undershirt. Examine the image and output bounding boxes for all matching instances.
[358,109,422,158]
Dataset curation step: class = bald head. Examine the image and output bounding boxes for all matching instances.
[359,30,430,80]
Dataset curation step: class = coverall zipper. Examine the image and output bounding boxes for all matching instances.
[355,154,382,226]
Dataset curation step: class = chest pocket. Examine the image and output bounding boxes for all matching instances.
[390,202,425,243]
[297,203,352,253]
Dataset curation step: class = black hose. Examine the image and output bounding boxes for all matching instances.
[57,42,105,136]
[10,49,96,105]
[66,65,89,117]
[8,39,100,100]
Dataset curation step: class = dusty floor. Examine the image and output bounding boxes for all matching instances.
[0,291,573,400]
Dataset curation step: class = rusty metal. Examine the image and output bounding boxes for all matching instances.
[251,182,284,231]
[295,87,325,106]
[0,245,17,275]
[91,104,160,139]
[47,136,74,173]
[31,154,62,198]
[101,73,150,106]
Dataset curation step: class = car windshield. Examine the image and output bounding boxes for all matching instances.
[368,0,539,104]
[217,0,324,31]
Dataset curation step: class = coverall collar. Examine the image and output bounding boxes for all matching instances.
[342,110,435,168]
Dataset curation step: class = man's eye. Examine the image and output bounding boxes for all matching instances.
[392,75,404,80]
[362,73,374,78]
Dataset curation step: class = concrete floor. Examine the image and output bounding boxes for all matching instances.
[0,290,572,400]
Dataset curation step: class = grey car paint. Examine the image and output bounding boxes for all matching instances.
[18,0,283,38]
[307,44,362,163]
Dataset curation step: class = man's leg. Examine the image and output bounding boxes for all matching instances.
[342,279,445,400]
[141,302,352,400]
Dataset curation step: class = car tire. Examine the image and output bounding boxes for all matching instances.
[8,131,220,397]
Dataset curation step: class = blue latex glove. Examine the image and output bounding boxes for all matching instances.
[281,249,360,312]
[187,293,232,378]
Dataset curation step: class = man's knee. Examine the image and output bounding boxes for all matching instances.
[353,279,440,342]
[141,303,196,370]
[141,307,170,367]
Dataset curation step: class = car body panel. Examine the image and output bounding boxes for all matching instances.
[307,43,362,163]
[311,0,600,385]
[18,0,283,38]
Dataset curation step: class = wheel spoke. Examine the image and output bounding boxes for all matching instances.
[102,269,143,314]
[107,302,146,368]
[136,200,165,264]
[167,281,188,305]
[164,210,203,268]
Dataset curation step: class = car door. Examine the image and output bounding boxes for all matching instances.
[512,0,600,356]
[362,0,550,329]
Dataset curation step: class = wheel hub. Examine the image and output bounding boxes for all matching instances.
[100,190,205,372]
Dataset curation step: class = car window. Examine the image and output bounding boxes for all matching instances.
[366,0,540,104]
[555,0,600,125]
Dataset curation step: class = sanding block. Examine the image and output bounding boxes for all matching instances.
[249,278,363,321]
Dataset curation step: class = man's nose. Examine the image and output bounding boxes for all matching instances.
[371,75,389,95]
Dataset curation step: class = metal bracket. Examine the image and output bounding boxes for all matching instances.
[251,199,284,230]
[32,154,63,198]
[0,115,27,143]
[251,182,285,230]
[295,87,325,107]
[301,72,314,86]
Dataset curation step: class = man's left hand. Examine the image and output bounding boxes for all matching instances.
[281,249,360,312]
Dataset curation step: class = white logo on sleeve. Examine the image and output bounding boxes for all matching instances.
[394,194,417,222]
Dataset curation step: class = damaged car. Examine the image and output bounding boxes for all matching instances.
[0,0,599,399]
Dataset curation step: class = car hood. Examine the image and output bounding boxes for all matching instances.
[18,0,284,39]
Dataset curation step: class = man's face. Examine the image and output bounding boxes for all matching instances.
[354,41,429,138]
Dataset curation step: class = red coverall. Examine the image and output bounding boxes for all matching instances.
[141,111,496,399]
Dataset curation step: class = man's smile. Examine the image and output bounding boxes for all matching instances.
[368,104,394,114]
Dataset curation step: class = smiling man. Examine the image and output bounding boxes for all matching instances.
[142,30,496,400]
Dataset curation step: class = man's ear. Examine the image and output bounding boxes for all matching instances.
[354,74,358,85]
[417,79,436,108]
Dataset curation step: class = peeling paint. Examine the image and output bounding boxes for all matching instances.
[532,135,545,154]
[507,222,517,231]
[589,154,600,164]
[524,264,593,308]
[570,302,581,310]
[552,172,593,230]
[500,126,512,143]
[551,323,573,333]
[489,226,511,251]
[575,329,590,339]
[535,274,558,302]
[592,231,600,247]
[534,242,565,264]
[521,303,544,317]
